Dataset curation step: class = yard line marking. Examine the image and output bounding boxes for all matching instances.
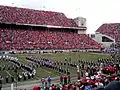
[6,71,17,82]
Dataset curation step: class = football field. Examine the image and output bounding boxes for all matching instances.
[0,52,110,82]
[9,52,110,76]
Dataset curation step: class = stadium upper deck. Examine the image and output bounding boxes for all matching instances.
[0,5,86,29]
[96,23,120,41]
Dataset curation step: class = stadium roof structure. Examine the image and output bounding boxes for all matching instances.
[0,5,86,29]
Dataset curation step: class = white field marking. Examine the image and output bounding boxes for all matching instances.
[6,71,17,82]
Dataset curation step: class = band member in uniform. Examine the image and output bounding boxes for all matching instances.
[27,73,30,79]
[11,76,14,82]
[23,74,26,81]
[6,76,8,83]
[18,74,22,82]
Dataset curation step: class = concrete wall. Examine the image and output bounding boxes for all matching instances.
[89,32,115,48]
[74,17,86,27]
[73,17,87,34]
[78,30,86,34]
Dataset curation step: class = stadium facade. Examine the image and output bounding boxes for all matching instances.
[0,5,103,53]
[89,23,120,48]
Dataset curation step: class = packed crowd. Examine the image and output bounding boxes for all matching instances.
[0,5,78,27]
[96,23,120,41]
[0,5,103,51]
[0,26,102,50]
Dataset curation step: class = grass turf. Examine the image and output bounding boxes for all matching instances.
[10,52,110,62]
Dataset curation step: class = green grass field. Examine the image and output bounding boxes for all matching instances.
[10,52,110,62]
[0,52,111,82]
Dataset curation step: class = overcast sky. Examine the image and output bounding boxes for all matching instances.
[0,0,120,34]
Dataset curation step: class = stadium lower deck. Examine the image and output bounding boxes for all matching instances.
[0,23,102,50]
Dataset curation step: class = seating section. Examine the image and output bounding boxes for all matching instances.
[0,5,78,27]
[0,5,102,50]
[0,27,102,50]
[96,23,120,40]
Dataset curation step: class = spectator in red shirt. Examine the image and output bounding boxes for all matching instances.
[60,75,64,85]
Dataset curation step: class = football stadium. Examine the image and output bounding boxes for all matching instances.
[0,4,120,90]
